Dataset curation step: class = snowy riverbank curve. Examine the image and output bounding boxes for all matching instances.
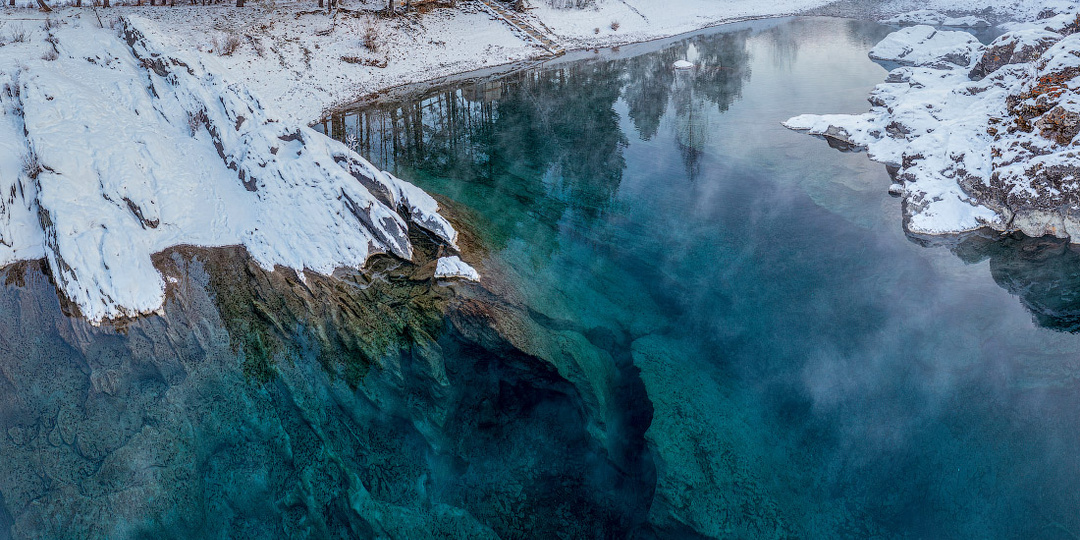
[0,14,475,323]
[785,4,1080,241]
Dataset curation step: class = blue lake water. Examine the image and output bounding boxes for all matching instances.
[0,16,1078,540]
[322,16,1080,538]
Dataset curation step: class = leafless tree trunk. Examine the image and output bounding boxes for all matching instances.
[36,0,51,11]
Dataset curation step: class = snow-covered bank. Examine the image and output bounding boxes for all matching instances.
[83,0,1055,125]
[91,0,848,123]
[95,2,542,124]
[4,0,1070,128]
[786,2,1080,240]
[0,13,471,322]
[5,0,1048,128]
[534,0,1073,50]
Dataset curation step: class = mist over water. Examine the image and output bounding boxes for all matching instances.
[326,17,1080,538]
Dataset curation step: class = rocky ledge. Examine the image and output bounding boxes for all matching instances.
[0,13,476,324]
[785,6,1080,241]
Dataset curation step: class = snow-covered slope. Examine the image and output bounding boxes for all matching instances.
[0,14,471,323]
[785,4,1080,240]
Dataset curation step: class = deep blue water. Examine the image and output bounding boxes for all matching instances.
[322,17,1080,538]
[1,16,1079,540]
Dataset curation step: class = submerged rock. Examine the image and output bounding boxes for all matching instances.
[0,231,660,539]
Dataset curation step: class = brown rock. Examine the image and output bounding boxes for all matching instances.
[970,30,1061,80]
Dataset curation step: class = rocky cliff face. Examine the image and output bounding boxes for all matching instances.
[785,7,1080,242]
[0,14,470,324]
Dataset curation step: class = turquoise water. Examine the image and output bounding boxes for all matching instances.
[323,17,1080,538]
[1,16,1079,540]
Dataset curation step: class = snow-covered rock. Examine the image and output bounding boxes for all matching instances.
[943,15,992,28]
[0,15,468,323]
[868,25,983,69]
[881,10,990,28]
[883,9,947,26]
[970,29,1062,79]
[435,256,479,281]
[786,18,1080,242]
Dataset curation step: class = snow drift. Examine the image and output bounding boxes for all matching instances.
[0,14,473,323]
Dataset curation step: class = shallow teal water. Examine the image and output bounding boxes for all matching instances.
[324,17,1080,538]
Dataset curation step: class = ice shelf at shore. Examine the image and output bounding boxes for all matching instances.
[785,5,1080,241]
[0,14,465,323]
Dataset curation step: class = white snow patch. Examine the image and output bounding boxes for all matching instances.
[883,9,947,26]
[943,15,991,28]
[868,25,982,68]
[435,256,479,282]
[882,10,991,28]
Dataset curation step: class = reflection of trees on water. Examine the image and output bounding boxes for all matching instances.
[689,30,752,113]
[948,233,1080,332]
[672,67,708,181]
[758,23,801,71]
[321,61,628,227]
[618,31,753,180]
[842,19,898,53]
[317,26,753,221]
